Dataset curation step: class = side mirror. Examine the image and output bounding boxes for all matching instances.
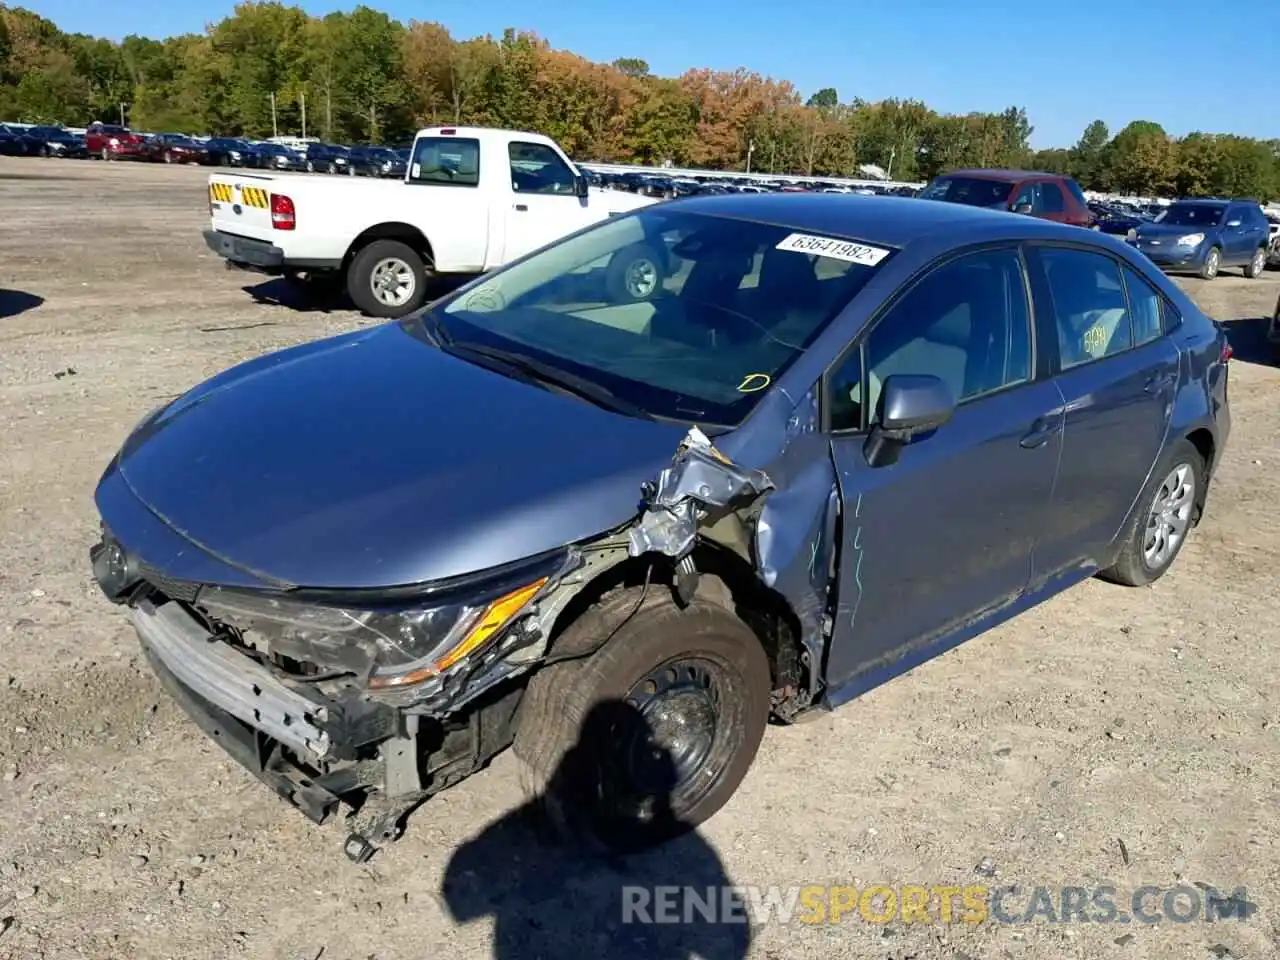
[1012,202,1034,215]
[1226,219,1242,228]
[575,174,590,199]
[863,374,956,468]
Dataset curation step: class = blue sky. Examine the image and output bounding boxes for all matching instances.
[31,0,1280,148]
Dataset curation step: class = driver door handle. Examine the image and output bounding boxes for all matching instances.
[1020,417,1063,449]
[513,203,528,212]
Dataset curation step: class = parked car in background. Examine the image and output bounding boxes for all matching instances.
[0,125,28,156]
[919,169,1094,228]
[0,123,42,155]
[93,193,1230,861]
[85,122,148,160]
[1089,201,1149,236]
[203,125,656,318]
[253,142,306,172]
[145,133,211,164]
[204,138,259,168]
[23,125,88,158]
[349,145,406,178]
[1265,211,1280,267]
[1130,199,1270,279]
[303,142,352,174]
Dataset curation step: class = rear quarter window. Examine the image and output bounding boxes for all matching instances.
[1064,178,1088,206]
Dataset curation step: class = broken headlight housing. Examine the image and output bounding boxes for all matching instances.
[196,551,567,691]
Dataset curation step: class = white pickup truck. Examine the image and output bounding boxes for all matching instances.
[202,126,657,317]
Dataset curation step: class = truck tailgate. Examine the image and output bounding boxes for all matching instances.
[208,172,279,242]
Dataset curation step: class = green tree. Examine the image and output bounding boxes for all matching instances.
[1070,119,1109,188]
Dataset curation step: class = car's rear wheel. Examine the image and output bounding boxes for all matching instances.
[1199,246,1221,280]
[1100,437,1204,587]
[514,588,771,853]
[347,239,430,318]
[1244,246,1266,279]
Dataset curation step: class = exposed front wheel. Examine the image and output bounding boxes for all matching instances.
[346,239,430,318]
[514,588,771,853]
[1199,246,1221,280]
[1100,437,1204,587]
[1244,246,1266,279]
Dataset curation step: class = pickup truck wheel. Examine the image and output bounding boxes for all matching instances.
[347,240,429,318]
[514,588,770,853]
[605,243,665,302]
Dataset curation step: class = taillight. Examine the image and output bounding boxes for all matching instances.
[1221,342,1233,363]
[270,193,295,230]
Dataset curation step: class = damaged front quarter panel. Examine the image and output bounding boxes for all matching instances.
[627,426,776,561]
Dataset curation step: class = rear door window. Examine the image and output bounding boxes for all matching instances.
[1039,247,1133,367]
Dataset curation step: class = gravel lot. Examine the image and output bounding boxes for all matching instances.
[0,158,1277,960]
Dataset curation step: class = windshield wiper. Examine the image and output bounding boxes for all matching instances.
[443,341,657,421]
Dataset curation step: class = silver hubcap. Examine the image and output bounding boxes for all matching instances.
[1253,250,1265,274]
[1205,250,1219,277]
[624,258,658,298]
[370,257,415,307]
[1144,463,1195,569]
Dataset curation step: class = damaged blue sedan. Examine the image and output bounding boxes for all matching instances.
[90,193,1231,860]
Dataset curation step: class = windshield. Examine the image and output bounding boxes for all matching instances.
[919,176,1013,207]
[29,126,67,137]
[1155,203,1225,227]
[431,208,890,426]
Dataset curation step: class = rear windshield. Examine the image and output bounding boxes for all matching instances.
[432,208,891,426]
[919,176,1014,207]
[1156,204,1225,227]
[409,137,480,187]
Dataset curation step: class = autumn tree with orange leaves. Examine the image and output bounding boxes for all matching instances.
[2,2,1278,196]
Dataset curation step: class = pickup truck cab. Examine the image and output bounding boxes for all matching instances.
[203,126,657,317]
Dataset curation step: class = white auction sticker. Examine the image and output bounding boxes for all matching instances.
[774,232,891,266]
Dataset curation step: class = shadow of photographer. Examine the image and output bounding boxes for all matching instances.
[441,698,753,960]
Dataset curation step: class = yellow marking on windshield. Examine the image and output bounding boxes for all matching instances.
[737,373,772,393]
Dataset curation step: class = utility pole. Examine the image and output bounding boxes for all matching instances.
[270,92,278,138]
[745,139,755,174]
[300,92,307,139]
[118,103,127,126]
[886,144,896,180]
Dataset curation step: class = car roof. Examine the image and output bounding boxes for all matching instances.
[941,169,1067,182]
[1170,198,1228,206]
[666,192,1089,250]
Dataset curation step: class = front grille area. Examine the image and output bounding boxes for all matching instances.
[136,561,200,603]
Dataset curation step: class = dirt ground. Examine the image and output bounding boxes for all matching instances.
[0,157,1277,960]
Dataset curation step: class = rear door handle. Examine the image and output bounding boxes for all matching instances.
[1019,417,1063,449]
[514,203,528,212]
[1144,372,1175,394]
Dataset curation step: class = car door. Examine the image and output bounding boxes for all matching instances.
[502,141,594,263]
[823,245,1065,691]
[1024,245,1177,580]
[1218,205,1248,263]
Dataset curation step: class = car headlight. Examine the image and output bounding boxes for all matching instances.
[108,137,119,146]
[196,561,559,690]
[1177,233,1205,247]
[229,150,241,159]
